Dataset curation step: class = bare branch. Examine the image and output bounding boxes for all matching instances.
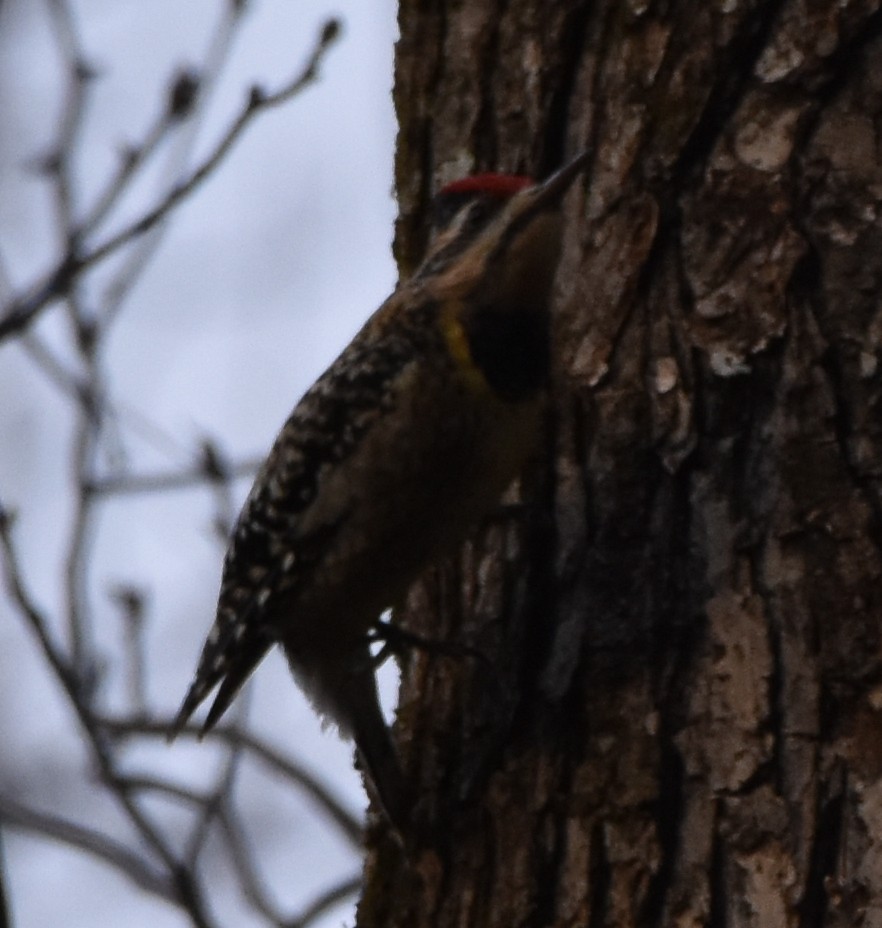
[0,510,215,928]
[78,106,173,239]
[79,0,245,242]
[84,17,342,283]
[18,331,90,405]
[44,0,96,237]
[2,8,357,926]
[0,794,173,901]
[217,805,285,924]
[97,3,245,330]
[284,875,361,928]
[64,406,101,688]
[42,0,108,681]
[88,456,262,496]
[0,506,78,693]
[117,774,213,807]
[216,725,362,848]
[101,716,364,848]
[0,17,342,342]
[110,584,149,713]
[15,333,256,511]
[184,717,246,867]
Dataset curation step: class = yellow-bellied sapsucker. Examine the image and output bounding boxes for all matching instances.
[170,151,588,830]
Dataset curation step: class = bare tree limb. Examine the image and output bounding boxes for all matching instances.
[78,105,173,239]
[1,7,358,926]
[81,17,342,279]
[110,584,149,713]
[64,417,100,689]
[41,0,105,686]
[100,716,364,848]
[0,17,342,342]
[0,505,78,693]
[87,456,262,496]
[18,331,90,405]
[0,509,215,928]
[0,794,173,902]
[284,875,361,928]
[97,1,246,330]
[114,774,212,807]
[44,0,95,241]
[217,804,285,925]
[184,720,245,867]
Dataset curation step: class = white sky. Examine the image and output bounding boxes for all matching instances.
[0,1,399,925]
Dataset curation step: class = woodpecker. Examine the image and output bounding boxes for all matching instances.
[171,151,588,830]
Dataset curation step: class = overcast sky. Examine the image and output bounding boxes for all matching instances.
[0,1,398,925]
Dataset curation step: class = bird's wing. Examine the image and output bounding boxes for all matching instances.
[170,295,433,736]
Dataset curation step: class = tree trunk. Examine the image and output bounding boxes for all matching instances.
[360,1,882,925]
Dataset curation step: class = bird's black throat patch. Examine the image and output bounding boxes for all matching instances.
[464,307,549,402]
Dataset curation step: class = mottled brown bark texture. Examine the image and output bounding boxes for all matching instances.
[360,1,882,925]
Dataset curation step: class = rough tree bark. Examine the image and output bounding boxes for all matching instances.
[360,1,882,925]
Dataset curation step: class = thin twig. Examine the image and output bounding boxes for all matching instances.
[0,794,173,901]
[184,715,246,866]
[0,512,216,928]
[199,439,239,538]
[44,0,105,685]
[110,584,149,713]
[44,0,94,242]
[101,716,364,847]
[284,875,361,928]
[98,1,245,329]
[77,106,172,237]
[64,399,101,689]
[3,8,354,926]
[115,775,212,807]
[0,506,78,692]
[44,0,95,382]
[0,17,342,342]
[218,805,285,924]
[16,333,247,497]
[18,331,90,404]
[217,724,363,847]
[85,18,341,279]
[88,456,261,496]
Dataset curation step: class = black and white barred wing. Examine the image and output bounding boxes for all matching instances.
[170,307,420,735]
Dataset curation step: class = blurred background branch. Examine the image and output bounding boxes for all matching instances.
[0,3,390,926]
[0,10,341,342]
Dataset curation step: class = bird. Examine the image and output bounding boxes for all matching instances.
[170,151,588,832]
